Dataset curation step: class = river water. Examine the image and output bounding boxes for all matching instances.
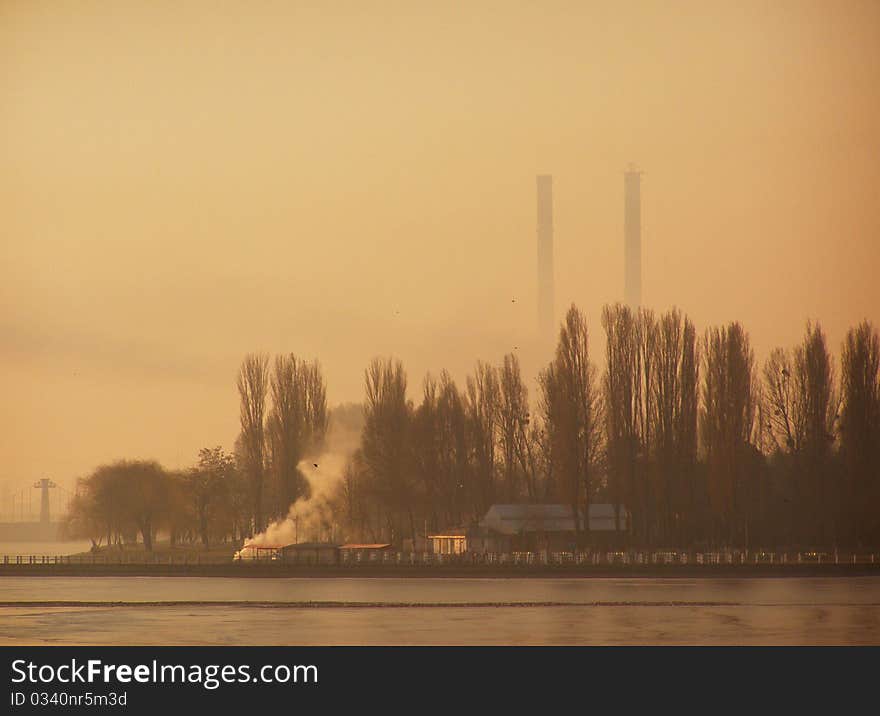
[1,576,878,645]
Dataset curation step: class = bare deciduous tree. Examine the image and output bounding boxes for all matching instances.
[602,303,640,539]
[498,353,529,502]
[649,308,699,544]
[435,372,471,526]
[541,304,602,543]
[267,355,328,518]
[466,361,500,515]
[237,353,269,534]
[67,460,172,552]
[186,447,237,548]
[839,321,880,547]
[798,322,839,544]
[763,322,839,544]
[362,357,414,545]
[701,322,757,545]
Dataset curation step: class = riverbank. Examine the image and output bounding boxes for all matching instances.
[2,562,879,578]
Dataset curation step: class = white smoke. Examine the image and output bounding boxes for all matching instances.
[238,404,362,554]
[244,453,348,549]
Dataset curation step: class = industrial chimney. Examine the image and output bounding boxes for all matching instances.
[536,174,554,338]
[624,164,642,307]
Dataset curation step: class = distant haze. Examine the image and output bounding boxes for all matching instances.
[2,1,878,489]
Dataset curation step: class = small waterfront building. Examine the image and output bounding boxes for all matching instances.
[427,526,510,554]
[587,504,629,532]
[479,503,630,551]
[233,544,283,561]
[479,504,578,552]
[586,504,630,548]
[339,543,394,562]
[427,528,468,555]
[425,503,631,556]
[279,542,340,565]
[463,524,510,554]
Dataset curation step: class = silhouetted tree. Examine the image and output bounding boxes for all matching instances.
[117,460,171,552]
[362,357,414,545]
[701,322,757,545]
[186,447,238,548]
[466,361,500,515]
[67,460,173,552]
[763,322,839,545]
[412,373,440,531]
[541,305,602,544]
[498,353,529,502]
[798,323,839,544]
[436,372,471,525]
[63,477,117,549]
[649,308,699,544]
[267,355,328,518]
[237,353,269,535]
[839,321,880,547]
[603,304,638,539]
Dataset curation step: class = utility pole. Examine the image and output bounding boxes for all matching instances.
[33,478,57,524]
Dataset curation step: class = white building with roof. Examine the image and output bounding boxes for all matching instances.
[481,503,629,536]
[428,504,630,555]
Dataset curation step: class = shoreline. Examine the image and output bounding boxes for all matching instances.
[1,563,879,578]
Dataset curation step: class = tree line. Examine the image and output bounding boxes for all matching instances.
[65,306,880,551]
[65,354,329,550]
[329,305,879,550]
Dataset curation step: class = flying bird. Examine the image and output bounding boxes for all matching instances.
[313,463,319,469]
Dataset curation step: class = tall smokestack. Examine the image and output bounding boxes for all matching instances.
[624,164,642,307]
[536,174,554,339]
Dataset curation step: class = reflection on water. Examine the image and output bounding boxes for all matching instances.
[2,604,879,645]
[2,576,879,605]
[1,577,878,645]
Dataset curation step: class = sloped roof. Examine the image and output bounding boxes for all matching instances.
[488,504,573,520]
[588,504,629,531]
[241,543,285,551]
[480,503,629,534]
[280,542,341,550]
[481,504,579,535]
[427,527,468,538]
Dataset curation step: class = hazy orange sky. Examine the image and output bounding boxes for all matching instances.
[2,1,879,497]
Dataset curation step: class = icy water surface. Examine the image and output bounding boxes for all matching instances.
[1,576,878,645]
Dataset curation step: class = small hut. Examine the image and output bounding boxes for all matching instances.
[279,542,340,565]
[234,544,284,561]
[427,528,469,555]
[339,543,394,562]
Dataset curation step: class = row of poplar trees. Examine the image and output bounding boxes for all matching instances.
[236,353,328,535]
[331,304,880,550]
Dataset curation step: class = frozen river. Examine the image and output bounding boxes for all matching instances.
[1,576,878,645]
